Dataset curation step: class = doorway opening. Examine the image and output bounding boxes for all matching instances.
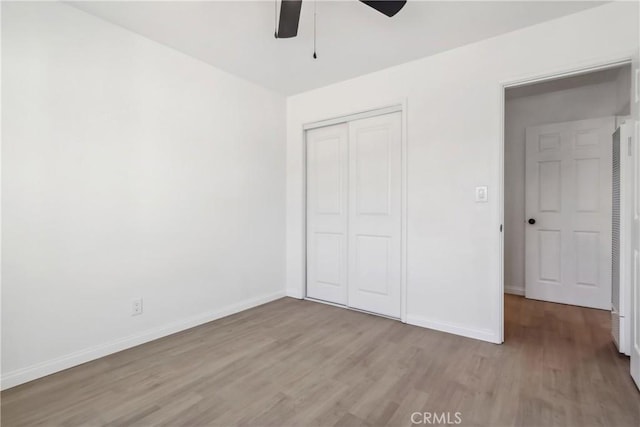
[502,63,633,351]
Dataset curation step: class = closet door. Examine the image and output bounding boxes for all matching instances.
[347,112,402,318]
[306,123,349,305]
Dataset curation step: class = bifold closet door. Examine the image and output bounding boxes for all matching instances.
[306,123,349,305]
[348,112,402,318]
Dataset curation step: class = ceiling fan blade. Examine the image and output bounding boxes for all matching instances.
[277,0,302,38]
[359,1,407,17]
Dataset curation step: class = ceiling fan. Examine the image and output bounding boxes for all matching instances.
[276,0,407,39]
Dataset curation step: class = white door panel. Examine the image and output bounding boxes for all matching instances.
[634,248,640,387]
[630,56,640,390]
[306,124,348,305]
[525,117,614,310]
[348,112,402,318]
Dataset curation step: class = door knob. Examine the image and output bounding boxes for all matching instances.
[528,218,536,225]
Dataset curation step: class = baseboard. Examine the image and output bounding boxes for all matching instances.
[504,286,525,296]
[406,314,500,344]
[1,290,286,390]
[286,288,304,299]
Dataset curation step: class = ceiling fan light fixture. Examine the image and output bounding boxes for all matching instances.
[276,0,303,38]
[359,0,407,17]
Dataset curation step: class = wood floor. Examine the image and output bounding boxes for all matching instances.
[2,295,639,426]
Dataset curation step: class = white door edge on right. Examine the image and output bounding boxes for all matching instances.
[629,57,640,391]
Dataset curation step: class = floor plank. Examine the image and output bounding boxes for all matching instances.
[2,295,639,426]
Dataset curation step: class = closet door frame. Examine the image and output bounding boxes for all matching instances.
[302,101,408,323]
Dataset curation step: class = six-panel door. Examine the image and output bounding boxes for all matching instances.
[525,117,614,309]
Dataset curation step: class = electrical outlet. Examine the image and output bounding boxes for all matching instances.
[132,298,143,316]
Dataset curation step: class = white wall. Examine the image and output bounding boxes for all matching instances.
[616,64,633,115]
[286,2,640,343]
[504,78,626,295]
[3,1,639,391]
[1,2,286,388]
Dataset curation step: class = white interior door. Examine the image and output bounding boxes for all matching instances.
[631,115,640,388]
[306,123,348,305]
[347,112,402,318]
[629,58,640,390]
[525,117,615,310]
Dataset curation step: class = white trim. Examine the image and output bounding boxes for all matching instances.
[498,53,636,346]
[505,286,525,296]
[301,101,409,323]
[302,104,402,131]
[498,82,506,344]
[400,99,409,323]
[407,315,500,344]
[304,297,346,309]
[301,120,308,301]
[304,297,400,321]
[0,290,285,390]
[504,59,631,89]
[286,288,304,299]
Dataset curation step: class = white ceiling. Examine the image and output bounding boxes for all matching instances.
[68,1,607,95]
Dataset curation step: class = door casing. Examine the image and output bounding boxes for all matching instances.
[499,55,637,345]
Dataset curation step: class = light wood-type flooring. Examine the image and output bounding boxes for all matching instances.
[2,295,639,426]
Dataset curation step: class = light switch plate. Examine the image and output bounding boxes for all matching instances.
[475,186,488,202]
